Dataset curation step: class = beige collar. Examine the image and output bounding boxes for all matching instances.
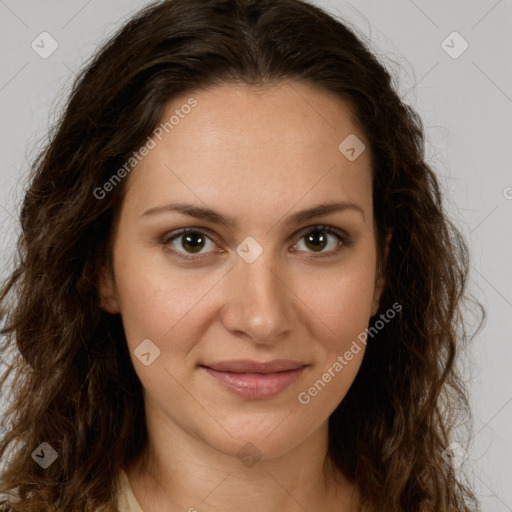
[118,469,144,512]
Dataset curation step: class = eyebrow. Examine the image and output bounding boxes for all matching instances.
[141,200,365,227]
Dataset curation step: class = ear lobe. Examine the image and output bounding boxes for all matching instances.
[383,229,392,263]
[370,275,384,316]
[97,265,120,314]
[371,229,393,316]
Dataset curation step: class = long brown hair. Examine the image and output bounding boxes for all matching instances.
[0,0,483,510]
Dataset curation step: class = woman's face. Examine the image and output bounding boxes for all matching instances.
[99,81,384,461]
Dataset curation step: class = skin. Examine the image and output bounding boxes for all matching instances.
[99,81,390,512]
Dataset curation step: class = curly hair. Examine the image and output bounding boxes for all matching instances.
[0,0,483,510]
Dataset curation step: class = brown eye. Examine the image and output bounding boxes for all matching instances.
[292,225,352,257]
[163,229,218,258]
[181,232,207,253]
[304,230,328,252]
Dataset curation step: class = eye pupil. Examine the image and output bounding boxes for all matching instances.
[182,233,205,253]
[305,230,327,252]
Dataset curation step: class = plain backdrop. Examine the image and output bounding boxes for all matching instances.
[0,1,511,510]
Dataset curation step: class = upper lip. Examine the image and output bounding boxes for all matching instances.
[201,359,307,374]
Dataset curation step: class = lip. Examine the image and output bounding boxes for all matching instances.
[203,359,306,373]
[200,359,308,399]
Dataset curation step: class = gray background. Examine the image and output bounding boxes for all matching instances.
[0,0,511,509]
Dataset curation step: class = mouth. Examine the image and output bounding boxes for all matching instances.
[199,359,308,399]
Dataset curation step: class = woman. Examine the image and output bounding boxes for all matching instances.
[0,0,482,510]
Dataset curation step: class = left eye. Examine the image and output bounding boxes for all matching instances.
[162,225,349,260]
[292,227,346,254]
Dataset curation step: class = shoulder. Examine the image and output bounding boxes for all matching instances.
[0,500,15,512]
[0,471,140,512]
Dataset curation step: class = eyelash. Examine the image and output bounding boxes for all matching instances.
[160,225,353,262]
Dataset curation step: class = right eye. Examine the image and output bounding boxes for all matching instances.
[161,228,222,260]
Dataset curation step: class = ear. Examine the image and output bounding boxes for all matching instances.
[370,229,393,316]
[97,265,120,314]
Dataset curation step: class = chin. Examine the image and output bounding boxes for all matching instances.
[198,414,315,465]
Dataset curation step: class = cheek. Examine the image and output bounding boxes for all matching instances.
[115,270,206,348]
[112,238,226,364]
[293,244,377,351]
[111,236,184,345]
[293,262,375,410]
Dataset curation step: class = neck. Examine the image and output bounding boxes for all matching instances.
[124,414,360,511]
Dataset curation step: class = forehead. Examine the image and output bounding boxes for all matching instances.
[123,81,373,221]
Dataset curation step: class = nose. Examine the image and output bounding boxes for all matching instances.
[220,247,297,345]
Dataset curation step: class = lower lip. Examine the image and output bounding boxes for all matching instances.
[201,366,307,399]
